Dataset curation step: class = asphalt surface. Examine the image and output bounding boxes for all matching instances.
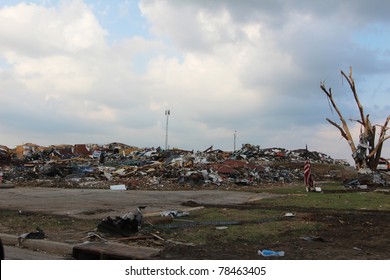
[3,245,70,260]
[0,187,278,219]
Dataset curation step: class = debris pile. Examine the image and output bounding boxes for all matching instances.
[97,206,145,237]
[0,142,355,189]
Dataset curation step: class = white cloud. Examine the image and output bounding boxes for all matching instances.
[0,1,107,54]
[0,0,388,163]
[0,0,109,97]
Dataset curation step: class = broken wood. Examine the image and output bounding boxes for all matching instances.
[150,233,165,241]
[116,235,154,241]
[166,239,197,247]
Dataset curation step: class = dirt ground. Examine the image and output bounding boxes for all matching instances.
[158,206,390,260]
[1,189,389,260]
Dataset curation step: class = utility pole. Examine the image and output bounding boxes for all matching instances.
[165,109,170,150]
[234,130,237,152]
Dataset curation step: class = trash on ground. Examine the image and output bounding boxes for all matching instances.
[160,210,190,218]
[97,206,145,236]
[97,216,139,236]
[300,236,325,242]
[307,186,322,192]
[374,189,390,194]
[284,212,296,217]
[258,249,285,257]
[358,168,372,174]
[110,184,127,190]
[215,226,228,230]
[344,172,387,189]
[344,179,361,188]
[82,232,107,242]
[165,239,197,247]
[18,227,46,241]
[150,233,165,241]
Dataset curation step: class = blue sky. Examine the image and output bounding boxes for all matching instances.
[87,0,150,42]
[0,0,389,164]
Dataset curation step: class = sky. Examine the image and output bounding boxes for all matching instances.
[0,0,389,163]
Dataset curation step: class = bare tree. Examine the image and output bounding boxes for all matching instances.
[320,67,390,170]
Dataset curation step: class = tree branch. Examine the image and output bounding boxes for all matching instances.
[326,118,348,140]
[378,115,390,140]
[367,115,390,159]
[341,68,366,126]
[367,135,390,158]
[321,83,357,154]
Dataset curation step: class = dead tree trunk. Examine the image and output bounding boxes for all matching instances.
[320,67,390,170]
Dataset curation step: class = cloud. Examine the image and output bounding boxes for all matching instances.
[0,1,107,54]
[0,0,389,163]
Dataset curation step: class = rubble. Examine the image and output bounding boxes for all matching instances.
[96,206,146,236]
[18,227,46,242]
[0,142,372,190]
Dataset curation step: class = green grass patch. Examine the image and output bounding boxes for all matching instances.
[158,207,325,245]
[258,191,390,211]
[158,182,389,247]
[0,209,99,236]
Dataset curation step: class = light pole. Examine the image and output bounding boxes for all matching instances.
[234,130,237,152]
[165,109,170,150]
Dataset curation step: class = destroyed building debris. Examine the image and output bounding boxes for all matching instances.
[97,206,146,236]
[18,227,46,242]
[0,142,386,189]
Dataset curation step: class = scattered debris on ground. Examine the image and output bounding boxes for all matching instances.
[18,227,46,241]
[258,249,285,257]
[96,206,145,236]
[1,142,389,260]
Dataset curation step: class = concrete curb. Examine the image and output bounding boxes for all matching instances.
[0,233,73,256]
[0,233,161,259]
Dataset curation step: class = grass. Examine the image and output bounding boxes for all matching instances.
[260,192,390,211]
[157,181,389,247]
[0,209,99,240]
[164,218,325,245]
[157,205,326,245]
[255,182,390,211]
